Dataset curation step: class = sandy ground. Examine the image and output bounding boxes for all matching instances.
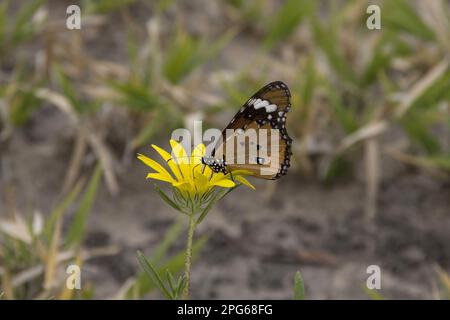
[2,105,449,299]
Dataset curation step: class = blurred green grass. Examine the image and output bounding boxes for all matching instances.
[0,166,103,299]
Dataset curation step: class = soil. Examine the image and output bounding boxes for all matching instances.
[2,106,449,299]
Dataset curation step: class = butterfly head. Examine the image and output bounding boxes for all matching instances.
[202,156,228,174]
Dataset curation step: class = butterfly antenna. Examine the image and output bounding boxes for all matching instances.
[163,156,215,179]
[165,155,203,164]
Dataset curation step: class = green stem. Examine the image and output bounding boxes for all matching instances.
[182,212,196,299]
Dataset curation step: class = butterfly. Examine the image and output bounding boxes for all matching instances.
[202,81,292,180]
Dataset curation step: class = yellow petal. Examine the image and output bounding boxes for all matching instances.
[173,181,190,188]
[209,172,227,185]
[146,173,175,184]
[151,144,183,181]
[210,179,236,188]
[138,154,174,182]
[193,169,210,195]
[170,140,188,163]
[191,144,205,165]
[170,140,191,180]
[202,164,212,177]
[230,169,254,177]
[234,175,255,190]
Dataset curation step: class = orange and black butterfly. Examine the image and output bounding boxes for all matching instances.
[202,81,292,180]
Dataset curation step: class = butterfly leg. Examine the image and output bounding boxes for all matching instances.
[192,163,202,177]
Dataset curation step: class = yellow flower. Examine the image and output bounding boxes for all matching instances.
[137,140,254,199]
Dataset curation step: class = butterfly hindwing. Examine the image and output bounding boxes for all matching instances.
[213,81,292,180]
[224,121,288,179]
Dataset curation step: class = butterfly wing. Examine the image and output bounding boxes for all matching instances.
[213,81,292,180]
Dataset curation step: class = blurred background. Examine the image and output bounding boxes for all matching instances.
[0,0,449,299]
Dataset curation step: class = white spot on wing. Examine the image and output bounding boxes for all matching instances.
[265,104,277,113]
[236,128,244,135]
[253,99,269,109]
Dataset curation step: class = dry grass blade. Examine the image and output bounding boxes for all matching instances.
[395,58,449,118]
[34,88,78,123]
[43,219,62,290]
[364,138,380,220]
[0,215,32,244]
[434,264,450,299]
[10,245,119,289]
[338,121,388,153]
[1,269,14,299]
[87,130,119,195]
[417,0,450,54]
[62,126,88,195]
[383,145,446,178]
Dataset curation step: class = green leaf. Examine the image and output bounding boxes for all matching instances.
[400,112,441,155]
[132,104,181,148]
[435,265,450,299]
[153,184,182,212]
[293,271,305,300]
[155,0,176,13]
[196,187,235,225]
[424,155,450,172]
[321,156,353,183]
[11,0,46,44]
[162,28,235,84]
[263,0,311,50]
[9,86,42,126]
[162,29,202,84]
[108,80,162,112]
[164,269,186,299]
[166,269,177,294]
[300,57,317,105]
[409,71,450,111]
[55,65,83,113]
[328,88,359,134]
[360,44,391,87]
[64,164,102,248]
[312,11,356,84]
[0,1,10,46]
[175,275,187,298]
[44,180,84,241]
[127,235,207,299]
[363,286,384,300]
[137,251,174,300]
[83,0,136,14]
[383,0,435,41]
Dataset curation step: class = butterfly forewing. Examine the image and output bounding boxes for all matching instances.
[213,81,292,180]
